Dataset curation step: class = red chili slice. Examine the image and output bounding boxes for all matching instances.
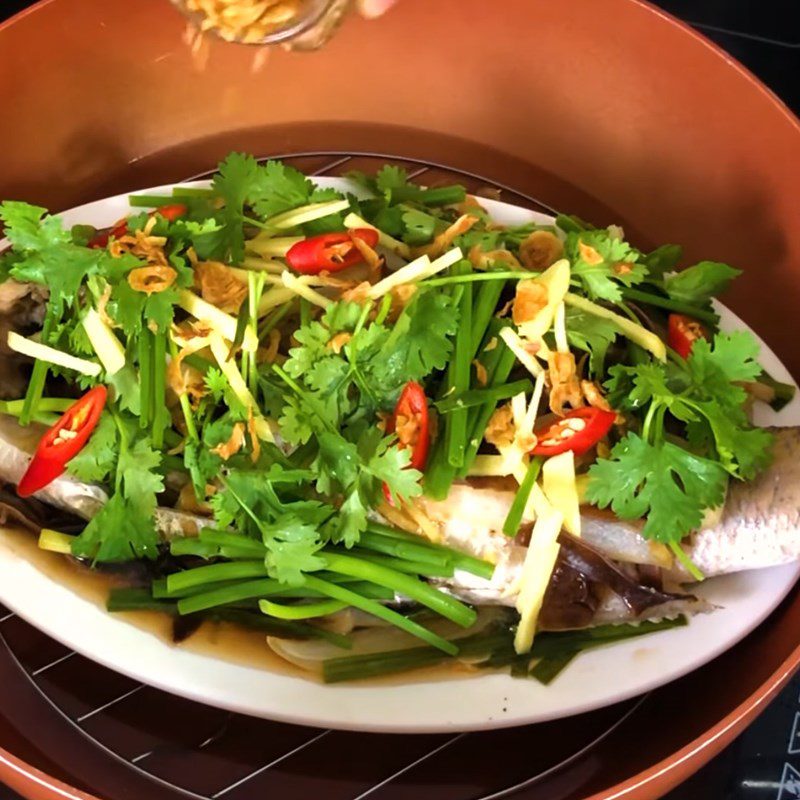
[531,407,616,458]
[87,219,128,249]
[285,229,380,275]
[87,204,188,249]
[382,381,430,503]
[155,203,188,221]
[17,386,108,497]
[667,313,709,359]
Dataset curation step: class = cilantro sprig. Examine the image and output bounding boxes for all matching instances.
[586,331,774,564]
[69,413,164,562]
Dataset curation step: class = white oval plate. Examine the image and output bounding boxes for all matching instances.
[0,179,797,733]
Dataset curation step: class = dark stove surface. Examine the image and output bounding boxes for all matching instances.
[0,2,798,799]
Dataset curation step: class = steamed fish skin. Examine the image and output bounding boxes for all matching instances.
[0,414,107,520]
[415,427,800,623]
[0,414,210,538]
[674,426,800,579]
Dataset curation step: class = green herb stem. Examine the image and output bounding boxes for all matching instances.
[374,293,392,326]
[421,271,525,288]
[365,522,494,580]
[321,551,476,628]
[166,560,269,593]
[258,298,297,342]
[446,261,473,468]
[502,457,542,536]
[436,380,533,414]
[348,549,454,578]
[303,575,457,655]
[20,312,55,425]
[107,587,176,613]
[669,541,705,582]
[470,277,507,358]
[259,598,347,620]
[168,338,199,442]
[151,330,168,449]
[198,529,266,557]
[299,297,311,327]
[459,334,517,476]
[388,184,465,207]
[621,288,720,325]
[127,194,180,208]
[182,352,213,374]
[0,398,74,416]
[177,577,281,615]
[138,329,153,429]
[356,530,449,567]
[171,187,216,199]
[169,538,221,558]
[418,185,466,206]
[322,628,512,683]
[529,653,577,684]
[757,368,797,412]
[152,576,240,599]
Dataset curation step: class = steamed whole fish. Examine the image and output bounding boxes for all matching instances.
[416,427,800,611]
[0,415,210,538]
[0,407,793,632]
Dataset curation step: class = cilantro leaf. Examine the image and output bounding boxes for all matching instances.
[211,468,332,584]
[371,205,405,236]
[0,201,70,251]
[567,230,645,302]
[107,282,146,338]
[334,488,369,547]
[314,431,360,495]
[401,209,437,245]
[688,330,761,386]
[66,413,118,483]
[344,170,378,194]
[185,414,238,492]
[1,202,106,317]
[602,330,773,488]
[123,438,165,499]
[358,427,422,504]
[665,261,741,304]
[203,366,247,419]
[586,434,728,543]
[454,228,502,253]
[284,320,331,378]
[204,367,227,402]
[687,404,773,479]
[565,306,619,375]
[143,288,177,333]
[278,396,315,446]
[71,429,164,562]
[248,160,314,219]
[107,364,142,415]
[640,243,682,279]
[606,362,698,422]
[368,290,459,398]
[322,301,364,332]
[72,494,160,563]
[212,152,260,264]
[261,514,326,585]
[169,217,226,262]
[376,165,409,197]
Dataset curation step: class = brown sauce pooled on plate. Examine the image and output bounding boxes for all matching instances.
[0,524,475,685]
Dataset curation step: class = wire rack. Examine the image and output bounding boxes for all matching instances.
[0,153,648,800]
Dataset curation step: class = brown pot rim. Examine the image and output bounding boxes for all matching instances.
[0,747,100,800]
